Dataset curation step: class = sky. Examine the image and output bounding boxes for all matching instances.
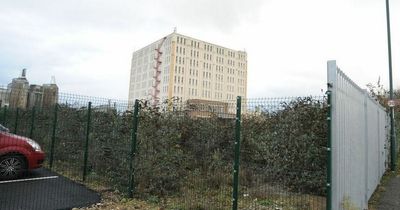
[0,0,399,99]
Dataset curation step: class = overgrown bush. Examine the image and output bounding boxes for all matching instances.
[241,96,327,195]
[2,96,328,201]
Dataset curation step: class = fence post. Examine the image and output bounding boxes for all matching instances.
[83,102,92,182]
[1,106,7,125]
[13,108,19,134]
[232,96,242,210]
[128,99,140,198]
[386,0,397,172]
[326,89,332,210]
[29,106,36,138]
[390,108,396,171]
[49,103,59,169]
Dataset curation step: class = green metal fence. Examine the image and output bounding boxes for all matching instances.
[238,97,327,210]
[0,89,328,209]
[133,98,237,209]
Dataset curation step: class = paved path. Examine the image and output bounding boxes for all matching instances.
[0,168,100,210]
[378,175,400,210]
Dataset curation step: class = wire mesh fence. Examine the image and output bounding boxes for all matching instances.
[239,96,327,210]
[0,88,329,209]
[134,98,237,209]
[85,99,131,194]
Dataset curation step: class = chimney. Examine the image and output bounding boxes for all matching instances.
[21,68,27,78]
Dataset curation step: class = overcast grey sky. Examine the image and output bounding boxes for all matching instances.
[0,0,399,99]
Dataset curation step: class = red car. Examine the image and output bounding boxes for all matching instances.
[0,124,45,180]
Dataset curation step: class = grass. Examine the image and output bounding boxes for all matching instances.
[48,160,326,209]
[45,167,325,210]
[71,179,326,210]
[73,189,325,210]
[60,151,399,210]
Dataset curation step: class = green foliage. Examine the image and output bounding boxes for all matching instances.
[367,82,400,152]
[134,103,235,198]
[241,96,327,195]
[88,109,132,192]
[257,199,274,206]
[1,96,328,206]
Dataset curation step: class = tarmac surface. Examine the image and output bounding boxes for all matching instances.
[0,168,100,210]
[377,175,400,210]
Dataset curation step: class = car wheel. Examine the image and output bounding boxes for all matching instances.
[0,155,27,180]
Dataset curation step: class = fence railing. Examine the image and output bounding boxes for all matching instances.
[238,96,327,210]
[327,60,390,210]
[0,88,328,209]
[2,61,393,210]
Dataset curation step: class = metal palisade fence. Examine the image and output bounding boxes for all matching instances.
[0,87,329,209]
[327,60,390,210]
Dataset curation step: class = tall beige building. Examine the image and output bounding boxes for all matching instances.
[128,32,247,106]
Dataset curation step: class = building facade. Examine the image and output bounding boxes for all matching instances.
[0,87,10,107]
[1,69,59,109]
[27,85,43,109]
[8,69,29,109]
[41,84,59,109]
[128,32,247,106]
